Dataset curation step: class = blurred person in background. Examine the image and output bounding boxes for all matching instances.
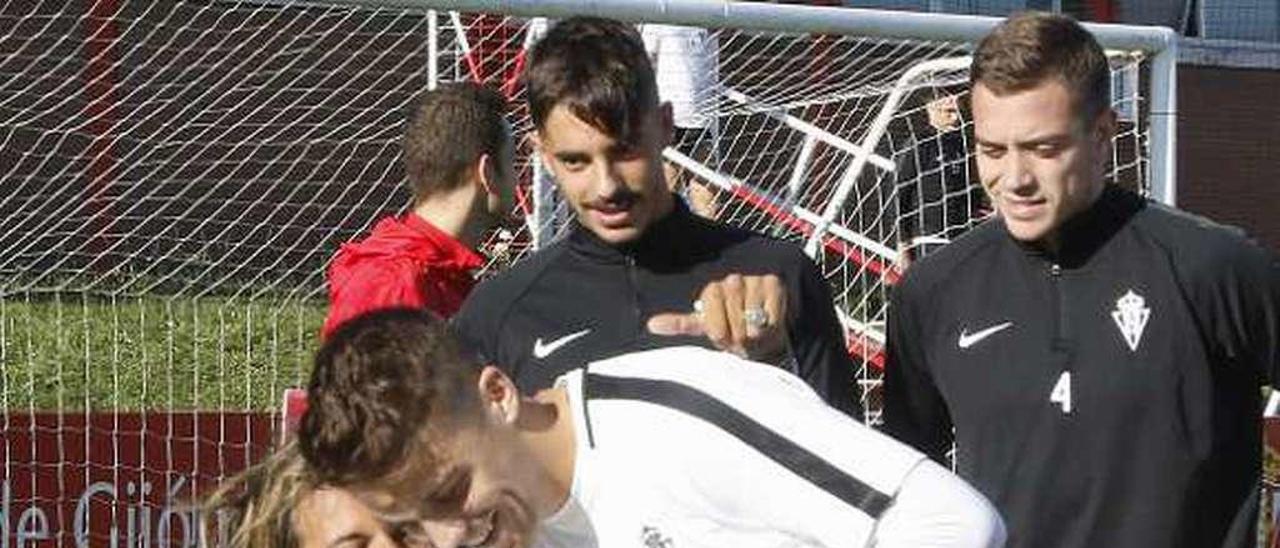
[323,83,516,338]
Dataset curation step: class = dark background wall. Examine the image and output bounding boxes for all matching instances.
[1178,65,1280,252]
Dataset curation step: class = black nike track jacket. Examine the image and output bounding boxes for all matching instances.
[453,200,861,418]
[884,185,1280,547]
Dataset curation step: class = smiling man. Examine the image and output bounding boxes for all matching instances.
[882,12,1280,548]
[298,309,1005,548]
[452,16,859,416]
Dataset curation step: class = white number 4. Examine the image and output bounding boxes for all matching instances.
[1050,371,1072,414]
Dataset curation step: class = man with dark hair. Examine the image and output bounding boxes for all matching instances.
[453,16,861,416]
[323,83,515,338]
[883,12,1280,547]
[299,308,1006,548]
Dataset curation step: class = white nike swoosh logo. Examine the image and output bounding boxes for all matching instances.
[533,329,592,359]
[957,322,1014,349]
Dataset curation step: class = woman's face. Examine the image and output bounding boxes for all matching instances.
[293,487,416,548]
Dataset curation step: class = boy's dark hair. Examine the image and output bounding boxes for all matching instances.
[524,16,659,142]
[402,82,509,203]
[297,308,481,486]
[971,12,1110,123]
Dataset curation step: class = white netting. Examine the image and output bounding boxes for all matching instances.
[0,1,1155,544]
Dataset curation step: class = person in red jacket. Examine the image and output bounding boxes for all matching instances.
[323,83,516,338]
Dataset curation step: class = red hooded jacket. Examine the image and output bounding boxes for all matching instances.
[322,214,483,338]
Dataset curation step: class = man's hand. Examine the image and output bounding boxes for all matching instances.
[647,274,791,362]
[926,94,961,132]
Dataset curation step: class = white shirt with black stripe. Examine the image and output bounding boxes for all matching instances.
[535,346,1005,548]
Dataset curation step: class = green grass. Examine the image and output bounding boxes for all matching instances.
[1,294,325,411]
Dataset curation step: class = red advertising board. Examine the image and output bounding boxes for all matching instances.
[2,412,274,547]
[1264,417,1280,548]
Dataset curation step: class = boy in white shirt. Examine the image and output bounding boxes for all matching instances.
[298,309,1005,548]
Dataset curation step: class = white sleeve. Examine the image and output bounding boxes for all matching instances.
[872,459,1007,548]
[588,349,1004,548]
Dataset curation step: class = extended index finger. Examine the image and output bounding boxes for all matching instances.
[646,312,707,337]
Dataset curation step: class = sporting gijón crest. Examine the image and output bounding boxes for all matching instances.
[641,526,674,548]
[1110,289,1151,352]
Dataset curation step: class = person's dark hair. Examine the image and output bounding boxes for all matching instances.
[297,308,482,487]
[971,12,1110,123]
[402,82,509,203]
[524,16,658,142]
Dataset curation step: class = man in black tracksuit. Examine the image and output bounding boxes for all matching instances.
[453,17,859,415]
[883,13,1280,547]
[454,198,858,415]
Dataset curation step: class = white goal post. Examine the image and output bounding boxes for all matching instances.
[323,0,1178,207]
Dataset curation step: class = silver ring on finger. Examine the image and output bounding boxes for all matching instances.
[744,306,769,329]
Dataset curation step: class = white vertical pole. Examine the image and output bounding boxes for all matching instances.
[531,161,557,248]
[1148,39,1178,206]
[521,18,559,249]
[786,135,818,205]
[427,10,438,90]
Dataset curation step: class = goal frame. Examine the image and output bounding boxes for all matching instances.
[312,0,1179,210]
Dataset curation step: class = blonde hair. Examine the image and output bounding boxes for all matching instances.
[201,442,312,548]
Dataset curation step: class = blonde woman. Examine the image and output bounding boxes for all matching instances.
[202,443,420,548]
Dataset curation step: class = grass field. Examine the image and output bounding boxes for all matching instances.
[1,294,325,411]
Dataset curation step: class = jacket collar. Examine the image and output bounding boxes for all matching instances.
[396,213,485,270]
[1007,184,1145,268]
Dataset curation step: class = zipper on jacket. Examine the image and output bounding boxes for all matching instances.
[625,254,643,336]
[1049,262,1070,354]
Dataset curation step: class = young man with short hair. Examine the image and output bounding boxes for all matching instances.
[453,17,860,416]
[322,83,516,338]
[883,12,1280,547]
[299,308,1006,548]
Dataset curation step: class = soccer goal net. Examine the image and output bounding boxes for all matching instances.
[0,1,1173,544]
